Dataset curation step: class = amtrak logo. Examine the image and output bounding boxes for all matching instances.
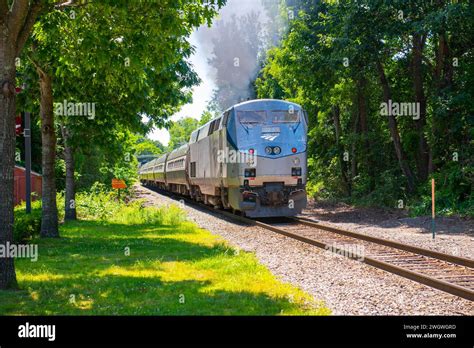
[261,133,279,141]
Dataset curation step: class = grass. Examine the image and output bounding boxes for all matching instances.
[1,200,330,315]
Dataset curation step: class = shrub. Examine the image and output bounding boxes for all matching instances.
[162,204,186,226]
[14,200,42,243]
[409,164,473,218]
[108,200,165,225]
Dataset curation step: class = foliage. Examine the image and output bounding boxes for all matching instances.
[255,0,474,216]
[135,136,164,165]
[13,0,227,233]
[167,110,216,151]
[198,110,213,126]
[13,201,42,243]
[167,117,199,150]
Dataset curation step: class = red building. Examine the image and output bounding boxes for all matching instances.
[14,166,42,206]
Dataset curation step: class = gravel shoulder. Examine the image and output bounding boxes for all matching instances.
[134,185,474,315]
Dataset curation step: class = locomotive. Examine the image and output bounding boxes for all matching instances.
[139,99,308,217]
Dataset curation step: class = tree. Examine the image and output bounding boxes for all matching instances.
[168,117,199,150]
[1,0,225,288]
[22,0,224,226]
[0,0,45,289]
[135,136,164,165]
[198,110,213,126]
[255,0,473,214]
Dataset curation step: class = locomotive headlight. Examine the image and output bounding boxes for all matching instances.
[292,167,302,176]
[265,146,273,155]
[273,146,281,155]
[293,157,300,165]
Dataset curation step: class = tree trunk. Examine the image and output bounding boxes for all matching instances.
[0,30,18,289]
[351,104,359,180]
[61,123,77,221]
[357,77,375,190]
[376,60,415,193]
[435,32,453,90]
[332,105,351,196]
[412,33,430,182]
[431,31,453,175]
[38,72,59,237]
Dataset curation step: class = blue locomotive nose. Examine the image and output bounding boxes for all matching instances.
[232,107,306,160]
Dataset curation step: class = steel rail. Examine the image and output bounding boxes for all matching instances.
[293,217,474,268]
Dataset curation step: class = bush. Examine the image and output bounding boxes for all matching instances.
[65,182,188,225]
[13,182,190,243]
[409,163,473,218]
[14,201,42,243]
[70,182,123,221]
[108,200,164,225]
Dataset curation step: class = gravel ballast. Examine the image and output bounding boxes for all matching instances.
[135,185,474,315]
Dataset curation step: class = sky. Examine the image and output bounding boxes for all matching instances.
[148,0,269,146]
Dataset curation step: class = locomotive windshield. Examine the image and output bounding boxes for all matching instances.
[238,109,301,125]
[237,110,266,124]
[271,110,300,123]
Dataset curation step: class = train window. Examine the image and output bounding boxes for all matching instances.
[213,117,222,131]
[190,162,196,177]
[271,110,300,123]
[190,131,198,143]
[208,120,217,136]
[222,111,230,127]
[237,110,266,124]
[197,124,210,141]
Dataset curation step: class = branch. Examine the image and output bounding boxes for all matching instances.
[15,0,44,55]
[27,53,46,78]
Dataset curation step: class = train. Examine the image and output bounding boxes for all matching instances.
[139,99,308,217]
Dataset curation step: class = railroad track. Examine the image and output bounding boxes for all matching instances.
[144,185,474,302]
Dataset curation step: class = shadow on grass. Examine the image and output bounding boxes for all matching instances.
[0,220,320,315]
[0,276,309,315]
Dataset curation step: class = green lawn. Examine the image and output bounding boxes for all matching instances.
[0,203,330,315]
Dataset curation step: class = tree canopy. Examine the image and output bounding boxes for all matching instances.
[256,0,473,215]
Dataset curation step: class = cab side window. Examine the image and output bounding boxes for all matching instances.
[222,111,230,127]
